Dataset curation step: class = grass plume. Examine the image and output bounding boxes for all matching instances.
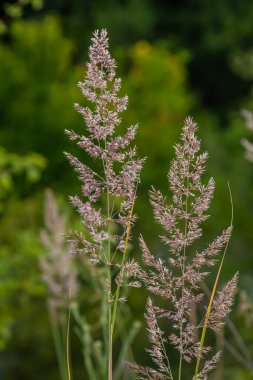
[129,117,238,380]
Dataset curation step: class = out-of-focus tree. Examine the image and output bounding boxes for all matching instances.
[124,40,194,184]
[0,16,81,188]
[0,149,45,362]
[119,40,194,244]
[35,0,253,125]
[41,0,155,54]
[152,1,253,123]
[0,147,46,211]
[0,0,43,34]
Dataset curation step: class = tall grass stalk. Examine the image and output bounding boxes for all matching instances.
[50,317,68,380]
[111,191,136,336]
[65,29,144,379]
[67,300,72,380]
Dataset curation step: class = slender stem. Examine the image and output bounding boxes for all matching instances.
[178,177,189,380]
[102,126,113,380]
[66,287,71,380]
[194,246,228,379]
[109,332,113,380]
[110,192,136,336]
[50,317,67,380]
[107,189,113,380]
[158,327,174,380]
[66,303,72,380]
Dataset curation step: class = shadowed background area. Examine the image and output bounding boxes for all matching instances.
[1,1,253,379]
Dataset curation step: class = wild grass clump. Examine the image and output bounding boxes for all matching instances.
[41,29,238,380]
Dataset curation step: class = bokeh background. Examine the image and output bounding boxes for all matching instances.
[1,1,253,379]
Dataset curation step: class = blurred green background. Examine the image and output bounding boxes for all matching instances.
[1,1,253,379]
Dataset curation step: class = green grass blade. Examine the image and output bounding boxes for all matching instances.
[114,320,141,380]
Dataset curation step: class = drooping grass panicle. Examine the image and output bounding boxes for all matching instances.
[129,117,238,379]
[65,29,144,266]
[40,189,78,324]
[40,189,78,380]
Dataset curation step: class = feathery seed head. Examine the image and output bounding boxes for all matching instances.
[131,117,236,379]
[65,30,144,310]
[40,190,79,324]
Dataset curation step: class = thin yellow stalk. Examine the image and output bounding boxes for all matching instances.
[67,288,72,380]
[178,177,189,380]
[67,305,72,380]
[194,183,233,380]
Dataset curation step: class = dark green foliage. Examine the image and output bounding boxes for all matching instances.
[35,0,253,124]
[0,16,81,188]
